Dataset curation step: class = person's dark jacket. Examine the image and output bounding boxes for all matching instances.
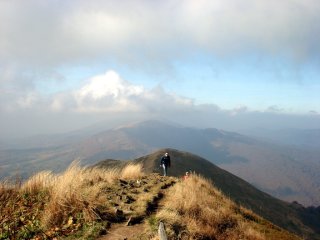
[161,155,171,167]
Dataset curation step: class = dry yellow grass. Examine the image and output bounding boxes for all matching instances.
[120,163,145,179]
[2,161,143,229]
[0,161,155,239]
[0,180,12,195]
[40,162,144,228]
[2,163,299,239]
[157,174,265,240]
[21,170,55,194]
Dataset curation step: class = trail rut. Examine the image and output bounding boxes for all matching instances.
[97,174,176,240]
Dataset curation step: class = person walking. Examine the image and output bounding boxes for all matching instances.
[160,152,171,176]
[183,171,189,180]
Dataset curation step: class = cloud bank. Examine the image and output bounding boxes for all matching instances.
[1,0,320,69]
[50,70,193,113]
[1,70,319,139]
[1,1,320,138]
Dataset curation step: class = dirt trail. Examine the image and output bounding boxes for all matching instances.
[97,175,177,240]
[99,223,146,240]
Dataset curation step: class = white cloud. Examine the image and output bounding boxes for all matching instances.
[71,71,143,112]
[1,0,319,105]
[50,92,73,112]
[16,92,39,109]
[0,1,320,138]
[76,71,143,100]
[1,69,320,139]
[0,70,194,114]
[1,0,319,68]
[47,70,193,113]
[230,105,248,116]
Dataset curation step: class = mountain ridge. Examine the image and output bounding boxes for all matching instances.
[85,120,320,206]
[95,148,320,239]
[1,120,319,206]
[1,160,302,240]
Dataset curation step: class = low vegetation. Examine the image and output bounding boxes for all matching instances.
[0,162,301,239]
[0,162,149,239]
[156,174,300,240]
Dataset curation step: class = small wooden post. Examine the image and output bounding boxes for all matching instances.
[158,221,168,240]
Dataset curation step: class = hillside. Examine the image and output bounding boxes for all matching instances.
[1,120,319,206]
[0,162,300,240]
[96,149,320,240]
[241,128,320,149]
[86,120,320,206]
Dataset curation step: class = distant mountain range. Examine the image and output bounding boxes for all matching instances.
[1,120,320,207]
[94,148,320,240]
[241,128,320,149]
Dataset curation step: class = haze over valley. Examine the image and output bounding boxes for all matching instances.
[1,120,320,208]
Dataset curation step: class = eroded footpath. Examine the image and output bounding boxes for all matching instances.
[98,173,177,240]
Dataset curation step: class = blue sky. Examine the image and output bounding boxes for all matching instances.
[1,0,319,138]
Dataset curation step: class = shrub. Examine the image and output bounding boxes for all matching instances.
[41,161,115,228]
[120,163,144,180]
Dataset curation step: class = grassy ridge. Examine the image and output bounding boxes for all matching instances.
[156,174,299,240]
[1,162,300,239]
[130,148,320,239]
[0,162,145,239]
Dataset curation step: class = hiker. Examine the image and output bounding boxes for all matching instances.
[183,171,189,180]
[160,152,171,176]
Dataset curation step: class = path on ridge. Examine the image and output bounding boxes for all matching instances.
[97,174,177,240]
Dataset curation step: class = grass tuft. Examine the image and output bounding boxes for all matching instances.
[120,163,144,180]
[21,170,55,194]
[41,161,118,228]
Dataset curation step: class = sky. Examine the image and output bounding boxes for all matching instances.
[1,0,320,139]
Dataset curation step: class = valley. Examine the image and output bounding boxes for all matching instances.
[1,120,320,207]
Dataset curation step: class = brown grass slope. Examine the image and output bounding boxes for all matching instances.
[0,163,175,239]
[1,160,300,240]
[156,174,300,240]
[96,148,320,240]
